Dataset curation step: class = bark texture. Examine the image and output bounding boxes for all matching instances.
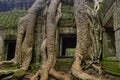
[15,0,46,70]
[71,0,102,80]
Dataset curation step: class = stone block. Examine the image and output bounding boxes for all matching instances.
[115,30,120,41]
[0,36,4,61]
[59,27,76,34]
[115,41,120,61]
[113,2,120,31]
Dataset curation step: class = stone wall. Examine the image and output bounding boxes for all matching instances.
[0,36,4,60]
[101,0,120,61]
[0,28,17,60]
[113,0,120,61]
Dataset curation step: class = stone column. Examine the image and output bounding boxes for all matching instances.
[113,0,120,61]
[0,36,4,61]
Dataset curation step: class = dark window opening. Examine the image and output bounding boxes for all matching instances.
[105,27,116,57]
[61,0,73,6]
[86,0,94,3]
[59,34,76,58]
[5,40,16,60]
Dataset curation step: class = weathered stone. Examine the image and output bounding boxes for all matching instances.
[61,5,73,13]
[59,27,76,34]
[59,19,75,27]
[0,36,4,61]
[114,1,120,31]
[113,0,120,61]
[55,58,73,70]
[102,31,116,57]
[62,13,74,19]
[115,41,120,61]
[115,30,120,41]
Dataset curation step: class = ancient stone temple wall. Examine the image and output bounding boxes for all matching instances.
[0,36,4,60]
[113,0,120,61]
[0,28,17,60]
[100,0,120,76]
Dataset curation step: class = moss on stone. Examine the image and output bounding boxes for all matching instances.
[29,63,41,74]
[61,5,73,13]
[0,10,27,28]
[59,19,74,27]
[55,58,73,70]
[102,58,120,76]
[13,70,26,80]
[62,13,74,19]
[59,4,75,27]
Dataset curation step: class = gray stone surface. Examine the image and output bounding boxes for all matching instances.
[114,1,120,61]
[115,41,120,61]
[59,27,76,34]
[0,28,17,60]
[103,31,116,57]
[0,36,4,61]
[115,30,120,41]
[114,1,120,31]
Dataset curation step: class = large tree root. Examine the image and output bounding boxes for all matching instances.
[0,69,26,80]
[71,57,101,80]
[0,60,15,66]
[71,0,102,80]
[30,68,71,80]
[40,0,62,80]
[92,64,102,75]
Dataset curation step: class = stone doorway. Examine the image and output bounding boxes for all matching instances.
[4,40,16,60]
[59,34,76,58]
[103,27,116,57]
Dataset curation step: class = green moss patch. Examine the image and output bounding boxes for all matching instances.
[102,58,120,76]
[29,63,41,73]
[0,10,27,28]
[61,5,73,13]
[13,69,26,78]
[59,5,75,27]
[55,58,73,70]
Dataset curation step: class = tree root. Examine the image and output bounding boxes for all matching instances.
[49,68,71,80]
[0,60,15,66]
[85,61,102,75]
[92,64,102,75]
[0,69,26,80]
[71,57,101,80]
[30,68,71,80]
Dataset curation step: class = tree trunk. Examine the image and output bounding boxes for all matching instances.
[40,0,60,80]
[71,0,101,79]
[15,0,46,70]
